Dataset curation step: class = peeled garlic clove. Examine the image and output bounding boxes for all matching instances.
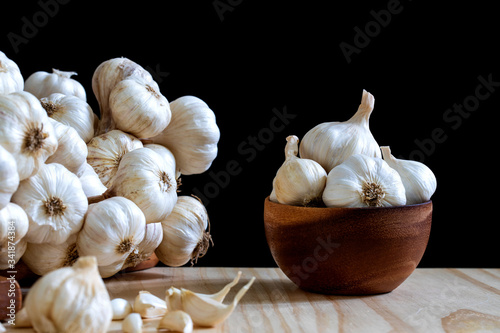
[0,139,19,210]
[323,154,406,208]
[111,298,132,320]
[299,89,381,173]
[24,256,112,333]
[122,313,143,333]
[0,51,24,94]
[40,93,96,143]
[12,163,88,244]
[133,291,167,318]
[155,196,212,267]
[272,135,327,206]
[122,222,163,270]
[158,310,193,333]
[381,146,437,205]
[150,95,220,175]
[180,276,256,327]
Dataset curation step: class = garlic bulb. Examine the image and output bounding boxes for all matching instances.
[133,290,167,318]
[24,256,112,333]
[76,197,146,278]
[158,310,193,333]
[109,76,171,138]
[21,233,79,276]
[87,129,143,188]
[149,95,220,175]
[0,145,19,210]
[323,154,406,208]
[299,89,381,173]
[24,68,87,101]
[40,93,96,143]
[46,118,88,175]
[0,91,58,180]
[271,135,327,206]
[122,222,163,270]
[77,163,107,197]
[155,196,212,267]
[102,148,178,224]
[0,203,29,270]
[381,146,437,205]
[143,143,179,180]
[0,51,23,94]
[12,163,88,244]
[92,57,154,135]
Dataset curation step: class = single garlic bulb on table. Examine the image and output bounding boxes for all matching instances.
[24,68,87,101]
[323,154,406,207]
[270,135,327,206]
[380,146,437,204]
[299,89,381,173]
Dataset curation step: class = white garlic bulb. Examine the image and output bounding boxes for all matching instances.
[380,146,437,205]
[271,135,327,206]
[144,143,180,180]
[40,93,96,143]
[0,145,19,210]
[11,163,88,244]
[0,51,23,94]
[21,233,79,275]
[0,91,58,180]
[122,222,163,270]
[46,118,88,175]
[323,154,406,208]
[24,256,112,333]
[104,148,178,224]
[77,163,107,197]
[87,129,143,188]
[155,196,212,267]
[149,95,220,175]
[0,203,29,270]
[299,90,381,173]
[109,76,171,138]
[24,68,87,101]
[77,197,146,278]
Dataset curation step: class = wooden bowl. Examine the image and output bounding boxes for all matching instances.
[264,197,432,295]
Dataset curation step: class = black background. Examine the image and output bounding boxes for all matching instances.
[2,1,498,268]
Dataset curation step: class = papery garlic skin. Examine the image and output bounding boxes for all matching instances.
[0,91,58,180]
[271,135,327,206]
[133,290,167,318]
[77,197,146,278]
[24,68,87,101]
[144,143,179,180]
[323,154,406,208]
[87,129,143,188]
[150,95,220,175]
[299,90,381,173]
[40,93,96,143]
[0,145,19,209]
[78,163,107,197]
[122,222,163,270]
[24,256,112,333]
[22,233,79,276]
[108,148,177,224]
[159,310,193,333]
[0,51,23,94]
[156,196,211,267]
[0,203,29,269]
[109,76,171,138]
[12,163,88,244]
[381,146,437,205]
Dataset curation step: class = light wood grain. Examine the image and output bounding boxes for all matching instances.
[4,267,500,332]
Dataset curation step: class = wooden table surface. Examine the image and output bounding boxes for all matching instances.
[4,267,500,332]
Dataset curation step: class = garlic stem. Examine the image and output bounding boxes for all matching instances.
[284,135,299,160]
[52,68,78,78]
[348,89,375,125]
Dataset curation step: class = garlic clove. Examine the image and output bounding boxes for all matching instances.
[133,290,167,318]
[122,313,143,333]
[158,310,193,333]
[111,298,133,320]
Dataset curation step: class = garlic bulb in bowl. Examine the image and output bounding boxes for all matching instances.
[380,146,437,205]
[299,90,381,173]
[271,135,327,206]
[323,154,406,208]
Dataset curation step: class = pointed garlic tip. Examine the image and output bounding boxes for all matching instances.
[111,298,133,320]
[206,270,242,303]
[351,89,375,124]
[133,290,167,318]
[380,146,393,161]
[158,310,194,333]
[122,313,143,333]
[284,135,299,159]
[52,68,78,78]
